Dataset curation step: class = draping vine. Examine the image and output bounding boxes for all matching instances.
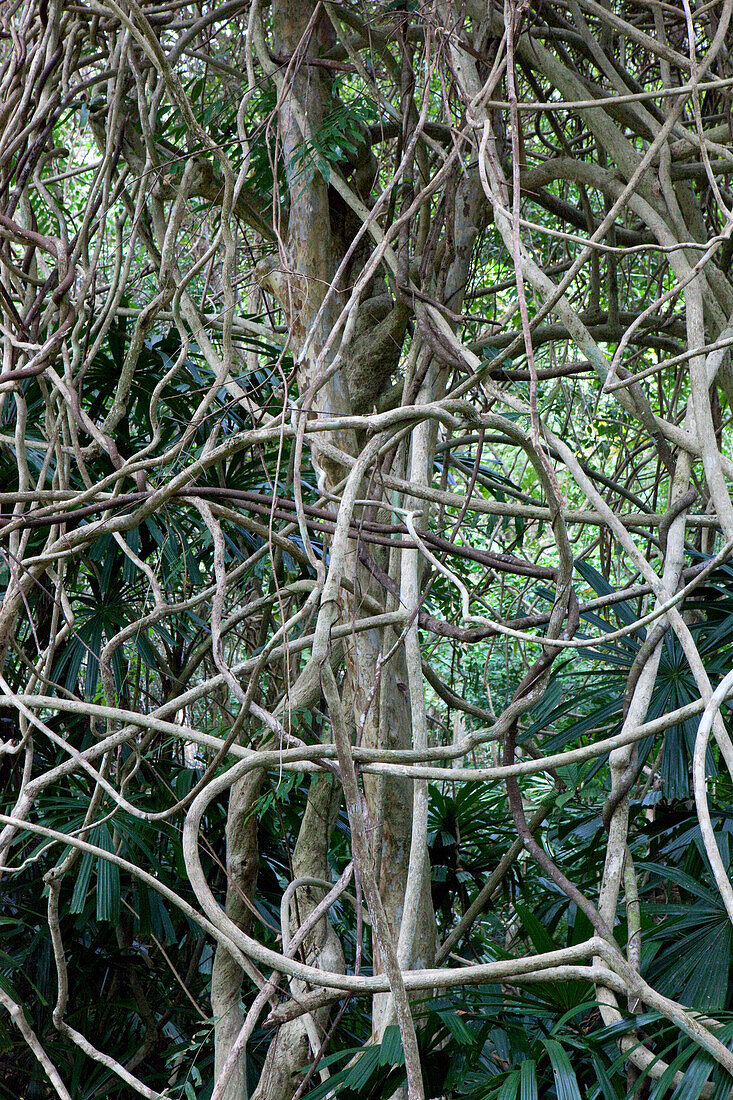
[2,1,733,1098]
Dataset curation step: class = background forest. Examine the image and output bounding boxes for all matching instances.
[2,1,733,1098]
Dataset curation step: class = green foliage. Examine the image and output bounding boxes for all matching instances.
[4,9,733,1099]
[289,97,378,185]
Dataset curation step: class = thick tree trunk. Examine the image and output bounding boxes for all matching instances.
[244,0,441,1088]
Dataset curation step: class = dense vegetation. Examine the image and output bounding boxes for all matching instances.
[2,1,733,1098]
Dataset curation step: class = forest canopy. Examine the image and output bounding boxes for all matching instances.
[3,1,733,1098]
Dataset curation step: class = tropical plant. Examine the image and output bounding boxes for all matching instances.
[3,2,733,1100]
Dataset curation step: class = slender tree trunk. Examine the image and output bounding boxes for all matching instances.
[212,770,263,1100]
[250,774,345,1100]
